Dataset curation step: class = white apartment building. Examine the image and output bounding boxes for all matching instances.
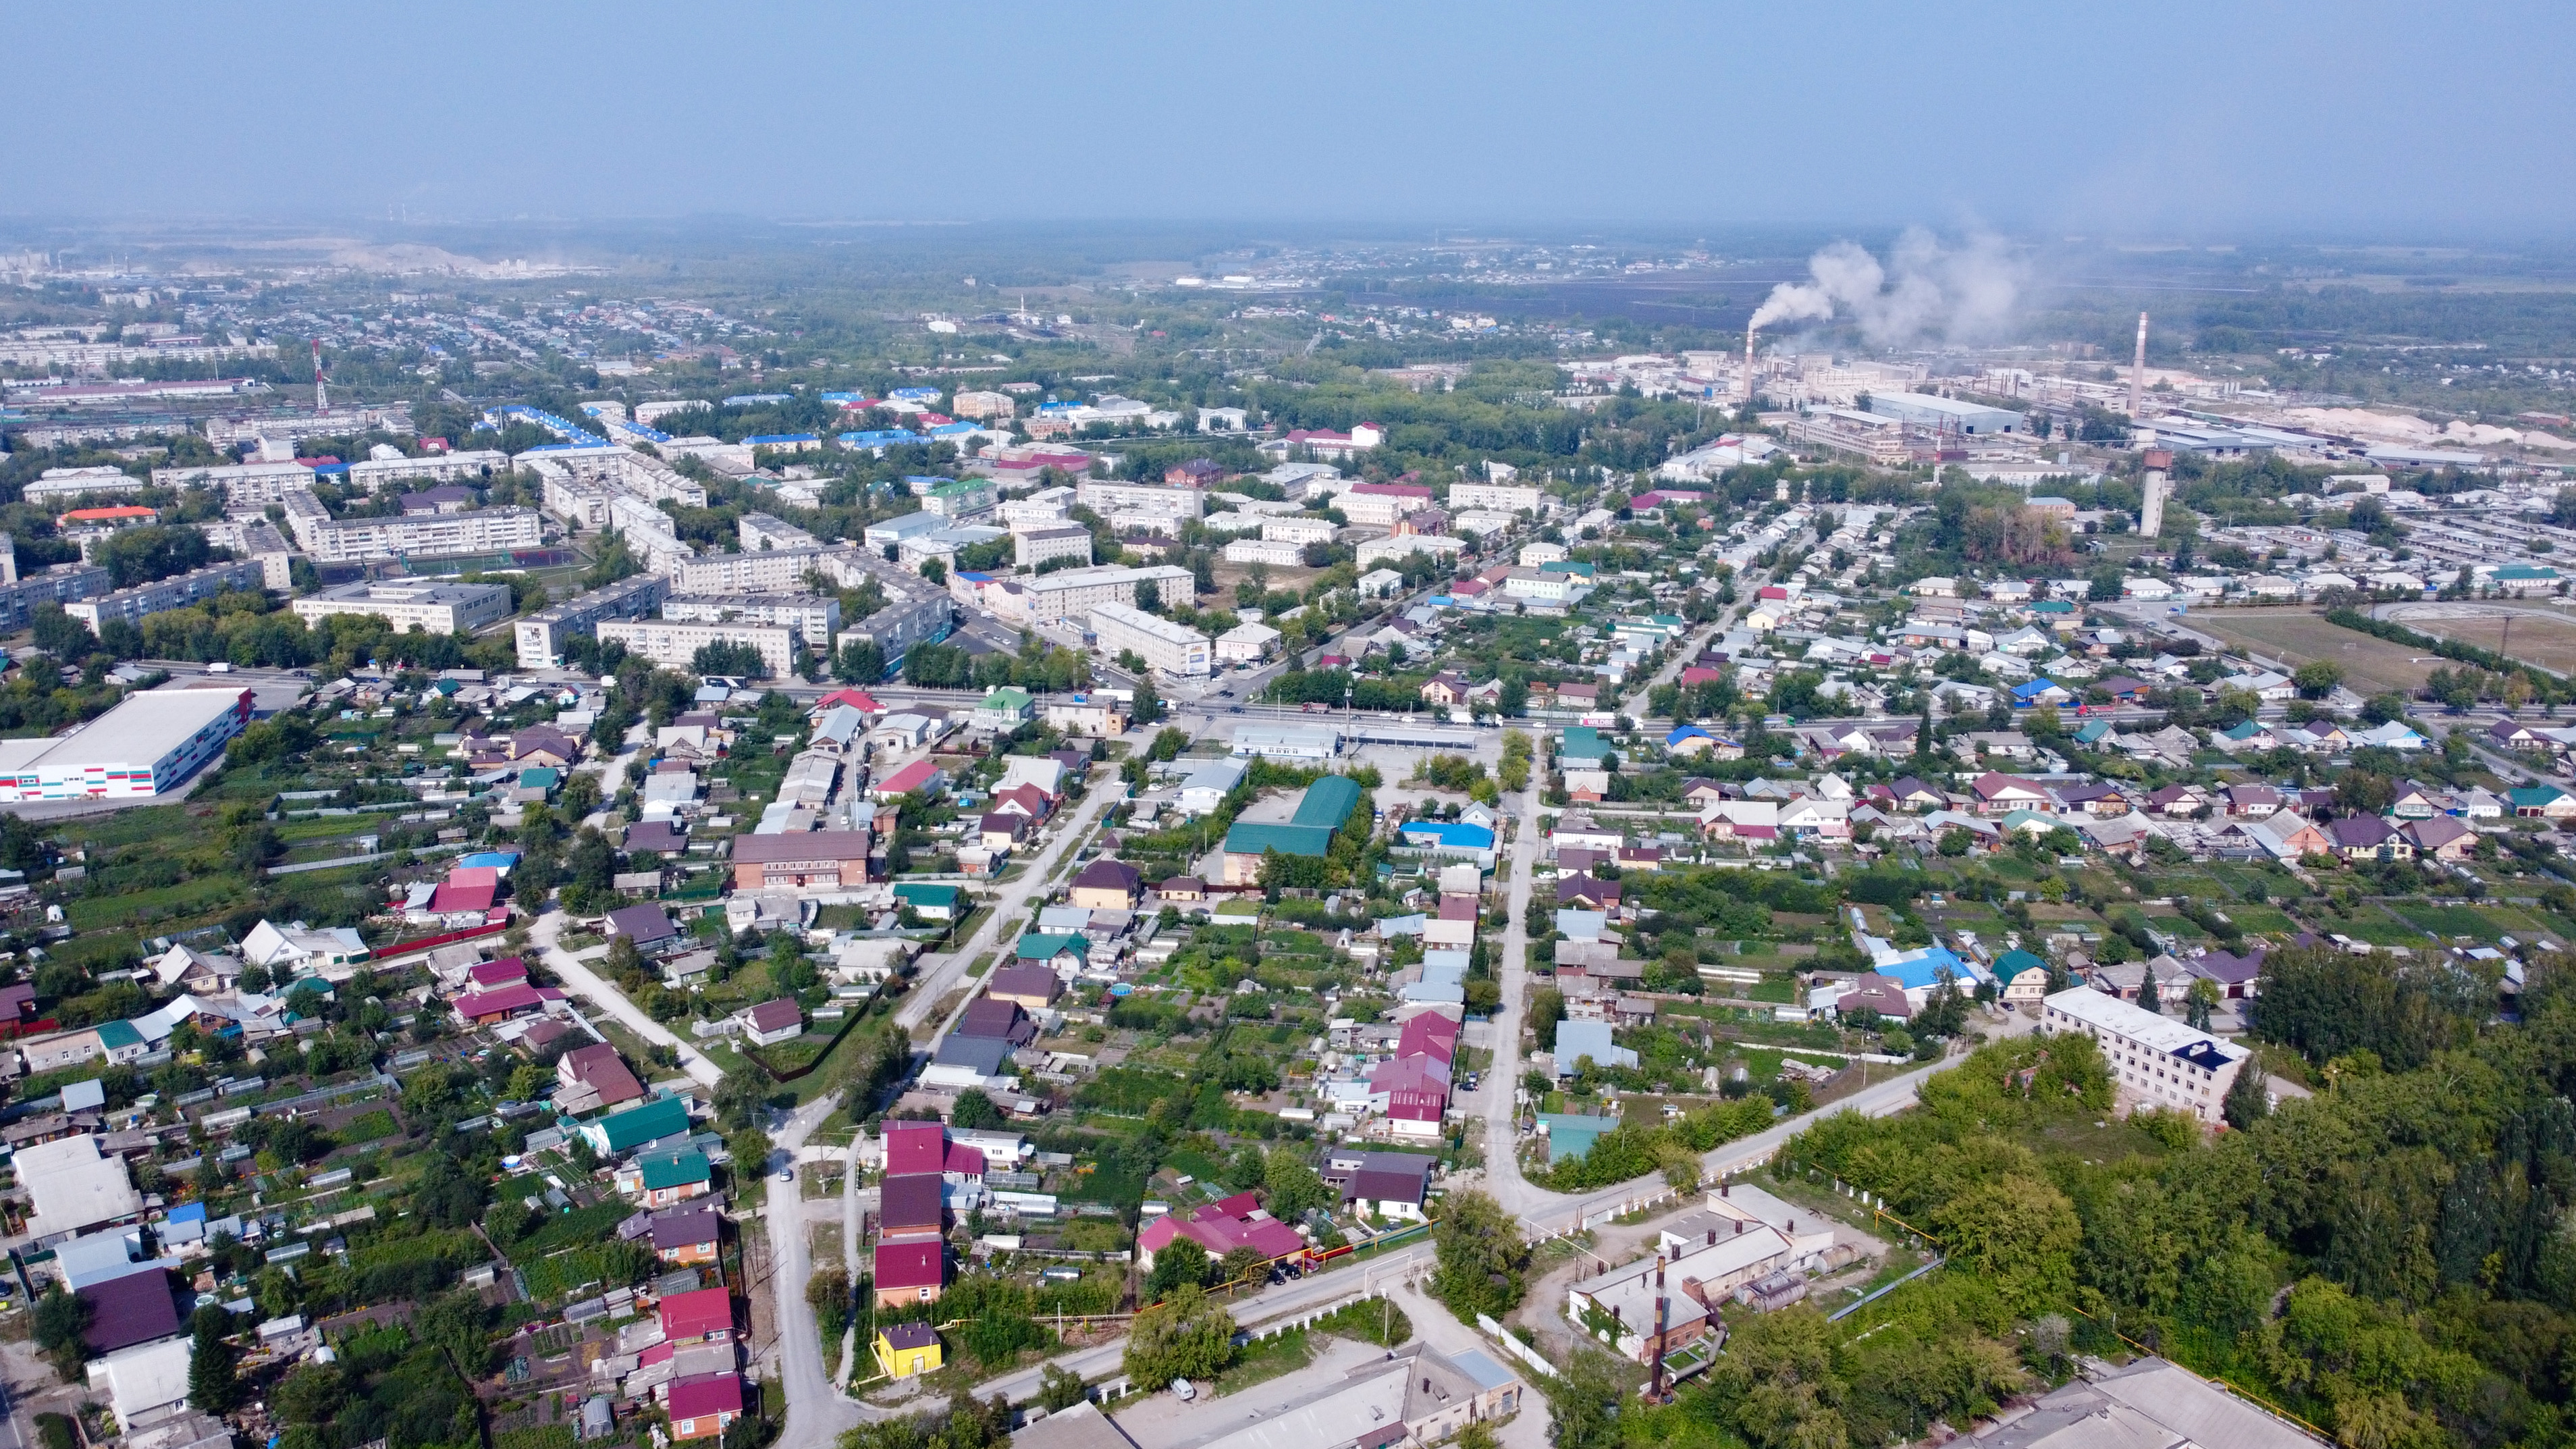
[514,573,672,668]
[1088,602,1210,677]
[595,617,798,678]
[1075,479,1203,520]
[739,512,822,552]
[1501,567,1584,602]
[63,560,269,629]
[950,390,1017,420]
[346,449,508,490]
[1260,517,1338,546]
[281,496,545,563]
[661,593,840,641]
[1519,540,1569,568]
[289,579,515,634]
[1223,538,1306,567]
[2037,986,2248,1124]
[671,546,861,595]
[1015,526,1093,569]
[1448,481,1546,514]
[146,460,315,506]
[1355,534,1466,571]
[1018,564,1196,623]
[24,467,147,504]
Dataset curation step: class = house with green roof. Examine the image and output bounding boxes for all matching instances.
[1558,727,1613,764]
[581,1094,692,1157]
[1538,560,1596,578]
[1990,949,2051,1003]
[93,1019,149,1065]
[1219,774,1364,884]
[618,1149,712,1207]
[892,882,962,920]
[1015,932,1090,970]
[1537,1112,1624,1162]
[2511,785,2576,819]
[2491,563,2562,594]
[973,687,1035,728]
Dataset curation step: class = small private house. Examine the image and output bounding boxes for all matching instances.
[873,1240,946,1307]
[892,882,961,921]
[652,1204,722,1265]
[580,1095,692,1157]
[1066,858,1143,909]
[874,1321,942,1379]
[666,1373,744,1442]
[658,1286,735,1345]
[616,1149,712,1208]
[1990,949,2051,1004]
[738,999,803,1046]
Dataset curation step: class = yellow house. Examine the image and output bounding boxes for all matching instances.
[874,1321,941,1379]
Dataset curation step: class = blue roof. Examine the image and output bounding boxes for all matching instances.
[1552,1021,1636,1074]
[839,429,925,448]
[1876,946,1969,991]
[888,387,942,402]
[2011,679,2072,701]
[1398,820,1496,849]
[1666,726,1711,745]
[458,851,521,870]
[928,422,980,437]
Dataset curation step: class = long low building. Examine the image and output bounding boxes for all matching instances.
[1016,563,1195,623]
[730,831,875,891]
[146,459,315,504]
[290,579,515,634]
[347,449,508,489]
[596,617,797,678]
[282,496,546,563]
[0,687,251,803]
[514,573,672,669]
[64,560,269,629]
[1087,601,1209,677]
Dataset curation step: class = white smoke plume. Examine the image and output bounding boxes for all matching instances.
[1749,228,2023,346]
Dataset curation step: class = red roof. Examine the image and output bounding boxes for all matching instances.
[882,1121,946,1176]
[667,1373,743,1421]
[1137,1200,1308,1265]
[874,1240,946,1292]
[815,689,882,714]
[455,983,543,1019]
[431,866,503,914]
[469,956,529,987]
[59,506,159,525]
[878,760,941,796]
[1397,1013,1459,1063]
[944,1141,988,1177]
[658,1286,733,1342]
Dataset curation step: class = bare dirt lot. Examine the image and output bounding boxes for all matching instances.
[2380,602,2576,678]
[2189,608,2442,695]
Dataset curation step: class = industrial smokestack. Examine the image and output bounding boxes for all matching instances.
[1648,1253,1669,1398]
[1743,323,1758,404]
[2128,313,2148,425]
[313,338,328,414]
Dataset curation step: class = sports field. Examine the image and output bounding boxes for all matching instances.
[2188,608,2441,695]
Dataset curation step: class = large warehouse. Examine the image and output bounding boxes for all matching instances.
[0,686,252,803]
[1862,392,2025,436]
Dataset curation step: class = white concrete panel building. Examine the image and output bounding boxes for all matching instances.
[1088,602,1210,677]
[290,579,514,634]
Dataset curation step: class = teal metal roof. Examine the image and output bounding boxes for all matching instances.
[1225,775,1364,858]
[588,1095,690,1155]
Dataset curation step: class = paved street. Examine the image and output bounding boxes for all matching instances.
[761,1098,869,1449]
[528,909,726,1088]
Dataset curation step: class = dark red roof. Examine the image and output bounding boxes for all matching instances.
[456,982,544,1019]
[667,1372,744,1420]
[874,1240,946,1292]
[956,998,1034,1045]
[880,1174,946,1234]
[79,1271,180,1353]
[745,999,802,1034]
[469,957,529,987]
[658,1286,733,1341]
[1070,858,1142,895]
[882,1120,946,1176]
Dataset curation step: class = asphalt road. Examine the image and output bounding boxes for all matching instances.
[763,1098,870,1449]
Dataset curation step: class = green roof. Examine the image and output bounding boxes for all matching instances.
[2494,564,2560,580]
[97,1020,142,1050]
[1995,949,2047,979]
[1537,1112,1624,1161]
[586,1095,691,1155]
[2511,785,2567,808]
[893,882,961,907]
[2031,600,2075,612]
[519,766,560,789]
[1225,774,1364,858]
[1559,727,1612,762]
[1017,932,1089,962]
[637,1150,710,1190]
[1539,560,1596,577]
[979,687,1034,714]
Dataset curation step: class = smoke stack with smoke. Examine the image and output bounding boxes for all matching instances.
[1746,230,2025,362]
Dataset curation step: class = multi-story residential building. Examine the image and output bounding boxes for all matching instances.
[661,594,840,642]
[63,560,269,629]
[0,559,111,632]
[595,617,797,678]
[1355,534,1466,571]
[290,579,514,634]
[23,467,149,505]
[1447,481,1546,514]
[514,573,672,668]
[921,478,997,519]
[671,546,857,595]
[950,390,1016,420]
[1074,479,1203,520]
[1017,564,1196,623]
[1260,516,1338,546]
[739,512,821,552]
[1337,483,1435,527]
[346,449,508,490]
[1014,527,1093,569]
[1088,602,1210,677]
[1222,538,1305,567]
[282,499,545,564]
[144,460,316,506]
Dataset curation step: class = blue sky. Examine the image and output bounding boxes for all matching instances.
[11,0,2574,236]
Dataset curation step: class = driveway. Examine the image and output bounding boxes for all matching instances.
[528,908,724,1088]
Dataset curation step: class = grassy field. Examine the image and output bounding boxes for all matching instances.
[2380,604,2576,677]
[2190,607,2441,693]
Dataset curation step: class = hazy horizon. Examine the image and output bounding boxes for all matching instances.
[11,0,2576,238]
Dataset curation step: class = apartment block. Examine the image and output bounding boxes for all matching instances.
[290,579,515,634]
[515,573,672,668]
[595,618,798,678]
[1088,602,1210,677]
[662,593,840,641]
[63,560,269,629]
[347,450,509,490]
[1018,564,1196,623]
[1447,481,1547,514]
[284,502,545,564]
[1074,479,1203,520]
[1014,527,1092,569]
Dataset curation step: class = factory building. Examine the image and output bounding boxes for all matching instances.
[0,687,251,803]
[514,573,673,669]
[290,579,516,635]
[1088,602,1210,677]
[1862,392,2027,436]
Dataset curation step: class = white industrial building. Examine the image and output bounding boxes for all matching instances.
[1088,602,1210,677]
[1863,392,2026,436]
[595,617,797,678]
[0,686,250,803]
[2037,986,2249,1123]
[289,579,515,634]
[1229,722,1341,760]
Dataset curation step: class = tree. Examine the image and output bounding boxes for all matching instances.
[836,637,887,684]
[188,1304,242,1413]
[1928,1174,2081,1311]
[1430,1189,1530,1318]
[1122,1285,1234,1390]
[691,640,770,679]
[950,1088,1004,1131]
[1145,1238,1212,1299]
[2137,961,2162,1015]
[1135,578,1162,613]
[30,606,95,660]
[1262,1149,1333,1219]
[2292,660,2344,700]
[2222,1059,2272,1130]
[1217,1246,1270,1286]
[1038,1365,1090,1413]
[32,1284,89,1377]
